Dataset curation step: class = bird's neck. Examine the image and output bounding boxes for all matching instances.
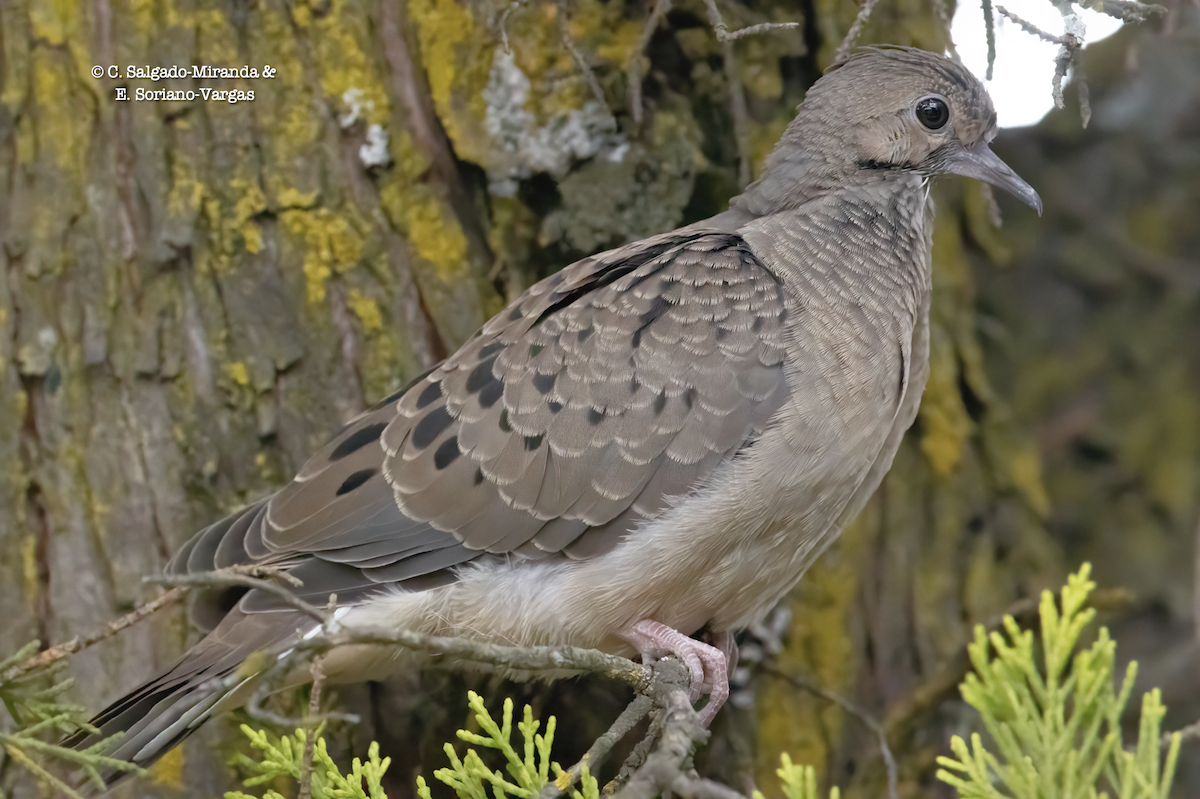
[725,113,920,218]
[730,159,918,218]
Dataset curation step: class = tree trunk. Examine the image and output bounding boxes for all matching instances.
[1,0,1196,797]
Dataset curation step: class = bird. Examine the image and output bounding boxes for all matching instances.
[68,46,1040,782]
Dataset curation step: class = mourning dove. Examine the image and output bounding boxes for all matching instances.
[69,47,1039,779]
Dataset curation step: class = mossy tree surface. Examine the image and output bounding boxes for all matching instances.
[0,0,1197,797]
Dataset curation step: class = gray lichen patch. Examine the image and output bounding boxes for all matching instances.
[482,49,626,196]
[540,106,706,253]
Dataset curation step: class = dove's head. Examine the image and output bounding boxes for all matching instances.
[746,47,1041,215]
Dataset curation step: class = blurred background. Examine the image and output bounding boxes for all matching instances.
[0,0,1197,796]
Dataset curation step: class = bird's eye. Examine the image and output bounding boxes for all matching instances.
[915,96,949,130]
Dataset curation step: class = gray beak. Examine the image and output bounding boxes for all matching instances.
[950,142,1042,216]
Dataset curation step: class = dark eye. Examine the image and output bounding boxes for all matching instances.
[916,96,949,130]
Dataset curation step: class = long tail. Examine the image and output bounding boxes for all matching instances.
[65,609,308,788]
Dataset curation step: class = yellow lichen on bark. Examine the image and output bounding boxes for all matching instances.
[407,0,492,162]
[756,522,868,794]
[918,323,972,477]
[310,0,391,127]
[280,208,368,305]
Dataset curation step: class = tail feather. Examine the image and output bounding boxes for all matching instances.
[65,609,310,789]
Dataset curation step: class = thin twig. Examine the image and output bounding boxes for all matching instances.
[496,0,533,54]
[627,0,672,125]
[545,695,654,798]
[995,4,1087,120]
[1164,718,1200,748]
[722,37,752,187]
[995,5,1066,42]
[611,662,707,799]
[698,0,753,186]
[296,657,324,799]
[1091,0,1167,22]
[556,0,609,110]
[763,667,898,799]
[699,0,799,43]
[719,21,800,40]
[1,587,187,685]
[673,775,748,799]
[608,700,668,794]
[983,0,997,79]
[148,566,328,625]
[212,622,656,731]
[832,0,882,65]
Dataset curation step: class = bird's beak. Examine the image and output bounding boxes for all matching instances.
[949,142,1042,216]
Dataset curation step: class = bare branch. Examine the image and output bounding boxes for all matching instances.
[495,0,533,54]
[982,0,998,78]
[673,775,749,799]
[995,5,1066,43]
[695,0,799,186]
[544,695,654,798]
[557,0,610,110]
[1090,0,1167,22]
[832,0,883,65]
[1164,718,1200,748]
[627,0,672,125]
[718,21,801,41]
[996,4,1091,123]
[297,657,325,799]
[1,587,186,685]
[611,662,708,799]
[148,565,329,625]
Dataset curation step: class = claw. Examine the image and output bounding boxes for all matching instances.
[621,620,730,726]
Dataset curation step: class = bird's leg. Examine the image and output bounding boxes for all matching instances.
[620,620,729,726]
[711,629,739,678]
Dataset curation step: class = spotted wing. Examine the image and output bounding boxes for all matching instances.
[170,230,789,616]
[378,230,788,561]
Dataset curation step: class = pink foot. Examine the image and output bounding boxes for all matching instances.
[621,620,729,726]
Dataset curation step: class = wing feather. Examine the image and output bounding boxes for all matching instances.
[166,230,788,628]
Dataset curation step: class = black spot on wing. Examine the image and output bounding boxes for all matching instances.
[532,371,557,394]
[337,468,375,496]
[499,409,512,433]
[466,356,498,394]
[653,391,666,415]
[413,406,454,449]
[479,341,504,359]
[434,436,461,470]
[479,380,504,408]
[587,407,604,425]
[524,434,544,451]
[330,422,388,461]
[633,296,670,349]
[548,401,563,414]
[416,382,442,409]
